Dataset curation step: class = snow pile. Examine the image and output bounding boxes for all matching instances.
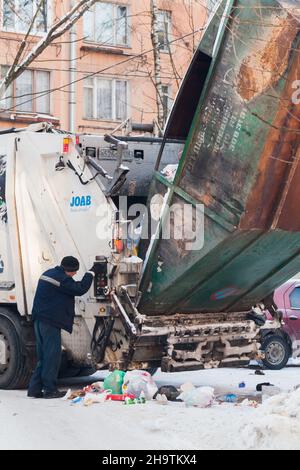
[242,388,300,450]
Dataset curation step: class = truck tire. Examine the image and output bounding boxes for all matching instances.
[261,335,290,370]
[0,310,32,389]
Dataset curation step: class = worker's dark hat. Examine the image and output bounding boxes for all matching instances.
[61,256,80,272]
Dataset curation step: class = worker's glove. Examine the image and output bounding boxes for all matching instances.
[89,264,97,274]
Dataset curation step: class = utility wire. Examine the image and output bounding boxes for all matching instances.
[0,25,206,114]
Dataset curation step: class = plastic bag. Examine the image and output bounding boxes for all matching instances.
[83,391,109,406]
[155,394,169,405]
[103,370,125,395]
[177,386,215,408]
[123,370,158,400]
[154,386,180,402]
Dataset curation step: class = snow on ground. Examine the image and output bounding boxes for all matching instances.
[1,366,300,450]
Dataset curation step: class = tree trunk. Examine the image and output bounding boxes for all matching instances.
[150,0,165,134]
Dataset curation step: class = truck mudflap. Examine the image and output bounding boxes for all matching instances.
[101,312,263,372]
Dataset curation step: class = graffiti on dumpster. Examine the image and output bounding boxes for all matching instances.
[210,287,243,301]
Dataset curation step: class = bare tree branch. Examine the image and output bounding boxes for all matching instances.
[0,0,98,99]
[4,0,45,92]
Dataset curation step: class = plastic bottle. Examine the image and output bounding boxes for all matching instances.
[218,394,238,404]
[124,396,146,405]
[71,396,84,405]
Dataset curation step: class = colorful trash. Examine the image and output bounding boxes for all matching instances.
[104,370,126,395]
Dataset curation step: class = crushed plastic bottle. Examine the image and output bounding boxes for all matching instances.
[218,394,238,404]
[124,396,147,405]
[71,396,84,405]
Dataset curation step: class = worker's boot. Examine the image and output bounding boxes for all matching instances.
[27,392,44,399]
[43,390,66,399]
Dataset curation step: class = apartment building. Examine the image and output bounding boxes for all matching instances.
[0,1,206,134]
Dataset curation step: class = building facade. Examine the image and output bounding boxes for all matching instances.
[0,0,206,134]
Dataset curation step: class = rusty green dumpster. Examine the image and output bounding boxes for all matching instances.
[139,0,300,316]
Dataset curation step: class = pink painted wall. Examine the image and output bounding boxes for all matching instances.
[0,0,207,133]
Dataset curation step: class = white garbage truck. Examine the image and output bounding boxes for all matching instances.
[0,122,284,390]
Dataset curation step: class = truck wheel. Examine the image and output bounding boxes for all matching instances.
[0,311,32,389]
[262,335,290,370]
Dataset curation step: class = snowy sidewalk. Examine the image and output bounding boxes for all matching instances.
[1,367,300,450]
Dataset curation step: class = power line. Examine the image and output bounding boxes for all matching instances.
[0,25,206,114]
[1,0,297,116]
[0,0,228,111]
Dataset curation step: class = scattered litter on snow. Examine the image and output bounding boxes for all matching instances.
[62,371,159,407]
[3,368,300,449]
[66,379,140,406]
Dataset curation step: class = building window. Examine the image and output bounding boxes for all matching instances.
[2,0,48,33]
[157,11,172,52]
[84,77,128,121]
[84,2,129,47]
[0,66,51,114]
[162,85,172,123]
